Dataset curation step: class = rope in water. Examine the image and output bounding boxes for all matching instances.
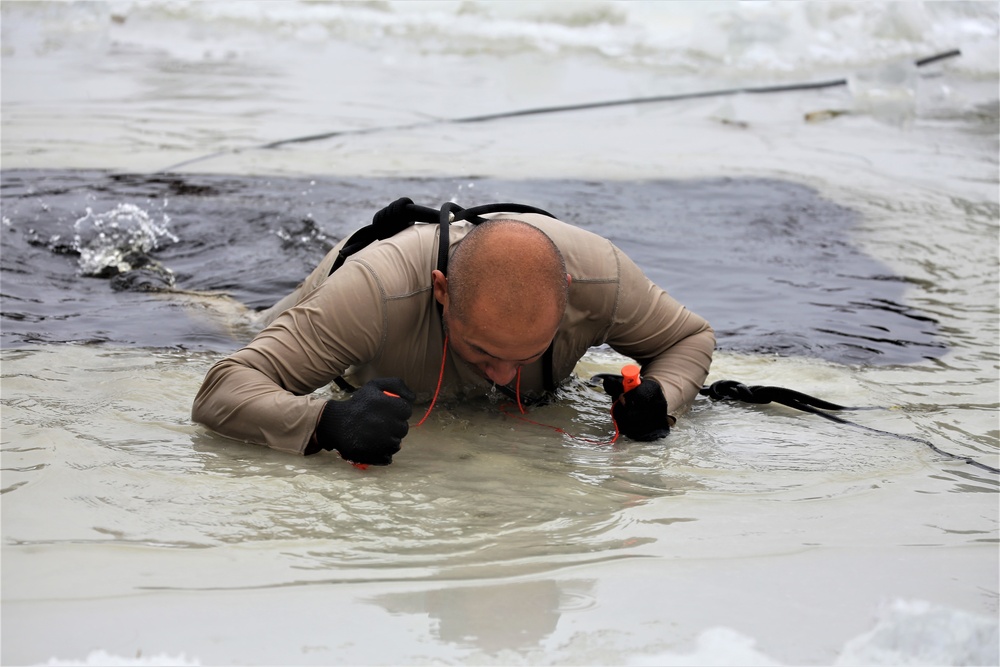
[700,380,1000,474]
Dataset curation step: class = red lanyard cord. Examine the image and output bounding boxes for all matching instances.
[499,366,621,445]
[414,334,448,427]
[416,340,621,444]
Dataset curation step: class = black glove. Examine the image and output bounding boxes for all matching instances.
[595,373,671,441]
[311,377,415,465]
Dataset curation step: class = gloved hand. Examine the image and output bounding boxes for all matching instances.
[594,372,671,441]
[311,377,415,465]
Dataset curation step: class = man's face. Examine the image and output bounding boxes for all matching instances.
[432,268,563,387]
[444,305,557,387]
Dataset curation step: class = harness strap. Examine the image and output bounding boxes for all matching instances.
[327,197,438,277]
[541,343,555,393]
[330,199,556,277]
[435,201,557,272]
[700,380,852,412]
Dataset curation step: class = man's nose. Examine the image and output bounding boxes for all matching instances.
[484,361,518,386]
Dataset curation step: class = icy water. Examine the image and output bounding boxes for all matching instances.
[2,2,999,666]
[1,169,948,363]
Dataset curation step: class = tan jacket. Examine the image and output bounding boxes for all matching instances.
[192,213,715,454]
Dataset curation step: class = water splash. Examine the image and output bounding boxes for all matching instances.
[273,216,334,250]
[72,203,178,286]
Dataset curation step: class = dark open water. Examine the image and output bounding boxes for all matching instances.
[1,169,942,364]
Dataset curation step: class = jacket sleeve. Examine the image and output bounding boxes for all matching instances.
[604,245,715,417]
[191,261,387,454]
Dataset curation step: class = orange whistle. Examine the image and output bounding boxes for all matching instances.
[621,364,641,393]
[383,391,400,398]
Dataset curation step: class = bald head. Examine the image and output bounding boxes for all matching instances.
[447,219,568,326]
[430,219,569,385]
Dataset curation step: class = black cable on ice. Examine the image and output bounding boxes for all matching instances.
[156,49,962,173]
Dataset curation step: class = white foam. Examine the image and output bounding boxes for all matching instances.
[41,651,199,666]
[629,599,1000,667]
[629,627,783,666]
[100,0,998,76]
[834,599,1000,667]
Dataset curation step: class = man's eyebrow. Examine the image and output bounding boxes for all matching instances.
[470,342,549,363]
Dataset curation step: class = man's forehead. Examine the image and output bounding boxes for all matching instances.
[450,310,554,360]
[467,338,550,363]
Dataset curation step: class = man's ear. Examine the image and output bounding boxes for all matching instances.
[567,273,572,287]
[431,270,449,307]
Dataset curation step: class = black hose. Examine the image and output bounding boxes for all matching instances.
[700,380,1000,475]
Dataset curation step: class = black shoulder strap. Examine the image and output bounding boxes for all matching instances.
[436,202,463,280]
[328,197,438,276]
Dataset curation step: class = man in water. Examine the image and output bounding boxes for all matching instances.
[192,210,714,465]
